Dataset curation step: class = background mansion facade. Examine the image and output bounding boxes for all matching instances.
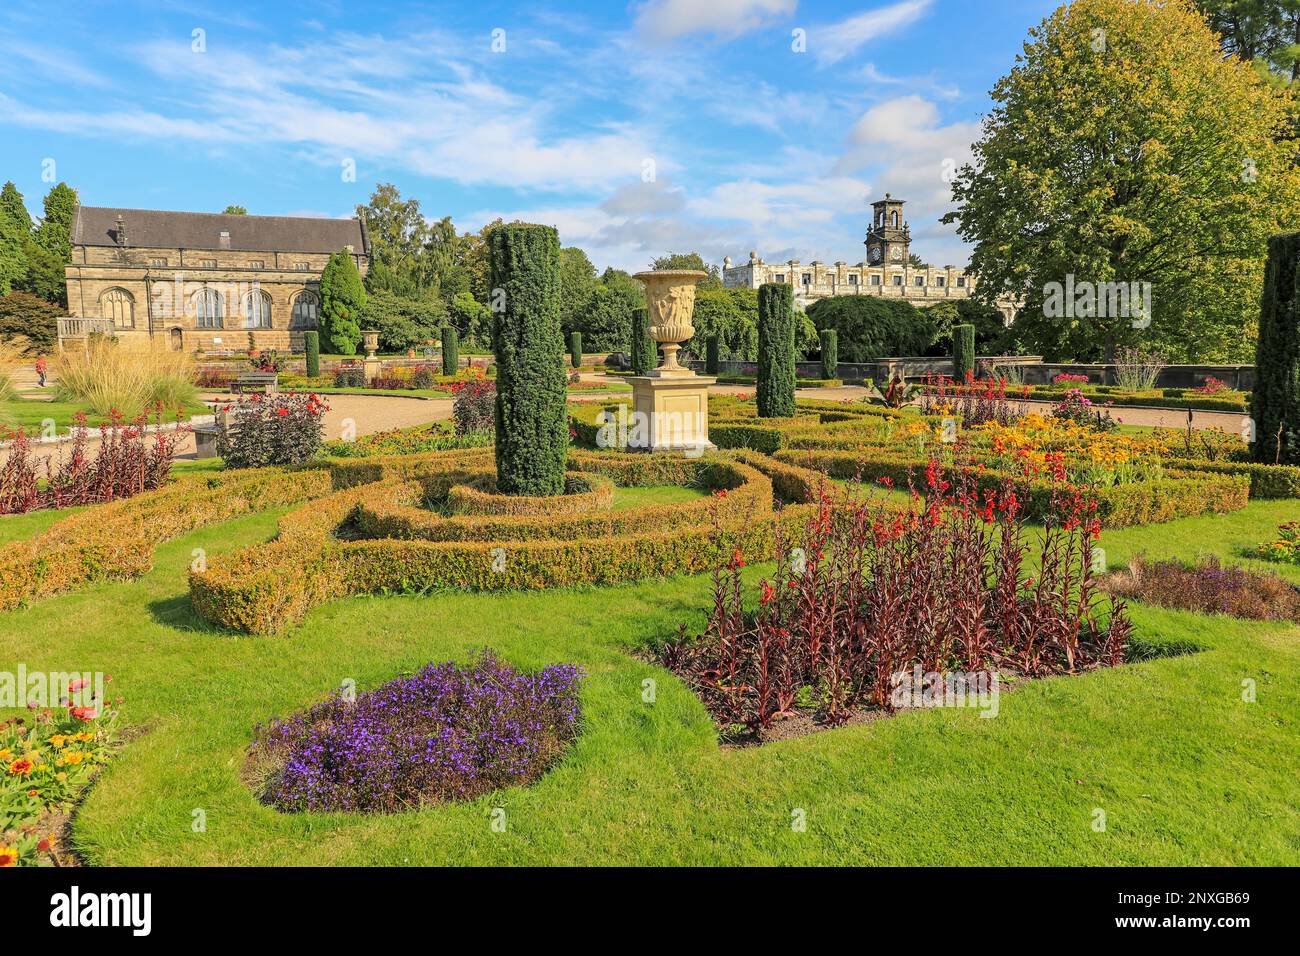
[722,195,1016,324]
[61,207,370,351]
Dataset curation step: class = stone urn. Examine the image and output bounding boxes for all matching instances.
[633,270,707,377]
[362,330,380,360]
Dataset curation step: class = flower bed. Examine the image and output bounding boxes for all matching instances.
[1251,522,1300,565]
[1102,556,1300,622]
[2,405,186,514]
[2,691,120,867]
[248,651,583,813]
[660,463,1131,733]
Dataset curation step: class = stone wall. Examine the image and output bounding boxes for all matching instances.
[63,243,368,352]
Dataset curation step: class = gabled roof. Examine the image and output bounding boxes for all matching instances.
[72,206,369,256]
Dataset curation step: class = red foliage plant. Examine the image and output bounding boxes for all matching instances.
[661,459,1131,731]
[919,373,1029,427]
[1,404,186,515]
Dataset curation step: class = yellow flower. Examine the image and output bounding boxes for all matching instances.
[63,753,85,766]
[75,733,94,743]
[0,846,17,867]
[48,735,69,748]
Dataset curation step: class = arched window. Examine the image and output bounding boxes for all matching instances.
[192,288,224,329]
[891,211,899,228]
[291,291,320,330]
[244,290,273,329]
[100,288,135,329]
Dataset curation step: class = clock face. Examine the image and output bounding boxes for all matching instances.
[891,247,903,262]
[869,246,882,263]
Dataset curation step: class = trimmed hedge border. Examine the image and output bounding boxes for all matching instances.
[1166,458,1300,499]
[0,467,333,611]
[447,472,615,516]
[190,450,815,635]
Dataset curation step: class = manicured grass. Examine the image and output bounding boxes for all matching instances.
[0,504,84,545]
[0,499,1295,865]
[610,485,705,509]
[1,397,210,432]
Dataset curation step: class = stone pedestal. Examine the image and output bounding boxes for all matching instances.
[363,358,383,384]
[628,372,717,454]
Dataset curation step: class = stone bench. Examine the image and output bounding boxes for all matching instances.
[233,371,279,395]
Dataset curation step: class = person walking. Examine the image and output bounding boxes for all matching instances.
[35,354,47,388]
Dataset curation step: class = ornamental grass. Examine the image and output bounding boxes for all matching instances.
[1102,555,1300,622]
[52,339,197,417]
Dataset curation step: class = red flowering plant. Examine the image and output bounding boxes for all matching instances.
[1,404,185,515]
[661,455,1128,735]
[216,392,330,468]
[1052,373,1090,386]
[449,378,495,436]
[1,678,122,867]
[1197,376,1229,395]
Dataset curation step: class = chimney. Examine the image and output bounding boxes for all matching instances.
[114,214,128,247]
[219,230,231,250]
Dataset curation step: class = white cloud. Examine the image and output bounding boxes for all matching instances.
[634,0,797,42]
[811,0,933,65]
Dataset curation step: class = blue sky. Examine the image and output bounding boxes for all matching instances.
[0,0,1059,272]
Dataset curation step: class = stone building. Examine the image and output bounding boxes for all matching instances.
[722,195,1016,323]
[61,206,370,351]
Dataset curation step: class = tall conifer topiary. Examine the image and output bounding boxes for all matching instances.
[304,330,320,377]
[569,331,582,369]
[953,323,976,381]
[1252,232,1300,465]
[490,224,567,496]
[630,307,657,374]
[757,283,796,418]
[819,329,837,381]
[441,325,459,376]
[705,334,720,375]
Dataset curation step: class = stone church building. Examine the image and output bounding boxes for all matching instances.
[723,195,1016,324]
[61,206,370,351]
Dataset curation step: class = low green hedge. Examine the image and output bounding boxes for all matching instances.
[1167,458,1300,498]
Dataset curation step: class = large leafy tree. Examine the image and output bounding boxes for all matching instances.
[222,205,247,215]
[1196,0,1300,81]
[35,182,77,264]
[650,251,722,288]
[575,267,644,352]
[0,182,30,296]
[356,183,434,297]
[558,246,598,334]
[947,0,1300,362]
[319,250,367,354]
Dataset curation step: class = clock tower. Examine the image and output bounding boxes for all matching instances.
[865,194,911,267]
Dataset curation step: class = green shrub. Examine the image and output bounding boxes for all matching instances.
[304,330,320,378]
[489,224,568,496]
[807,295,934,363]
[630,307,656,374]
[1252,232,1300,465]
[757,283,796,418]
[333,364,366,388]
[569,330,582,369]
[705,333,720,375]
[441,326,459,376]
[953,323,976,380]
[820,328,838,381]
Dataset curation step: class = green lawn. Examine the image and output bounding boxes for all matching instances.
[1,396,211,432]
[0,497,1296,865]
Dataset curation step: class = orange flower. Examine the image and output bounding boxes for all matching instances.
[0,847,17,867]
[8,757,34,776]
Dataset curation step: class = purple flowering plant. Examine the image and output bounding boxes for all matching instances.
[250,650,584,813]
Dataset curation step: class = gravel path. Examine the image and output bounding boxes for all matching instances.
[2,392,454,469]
